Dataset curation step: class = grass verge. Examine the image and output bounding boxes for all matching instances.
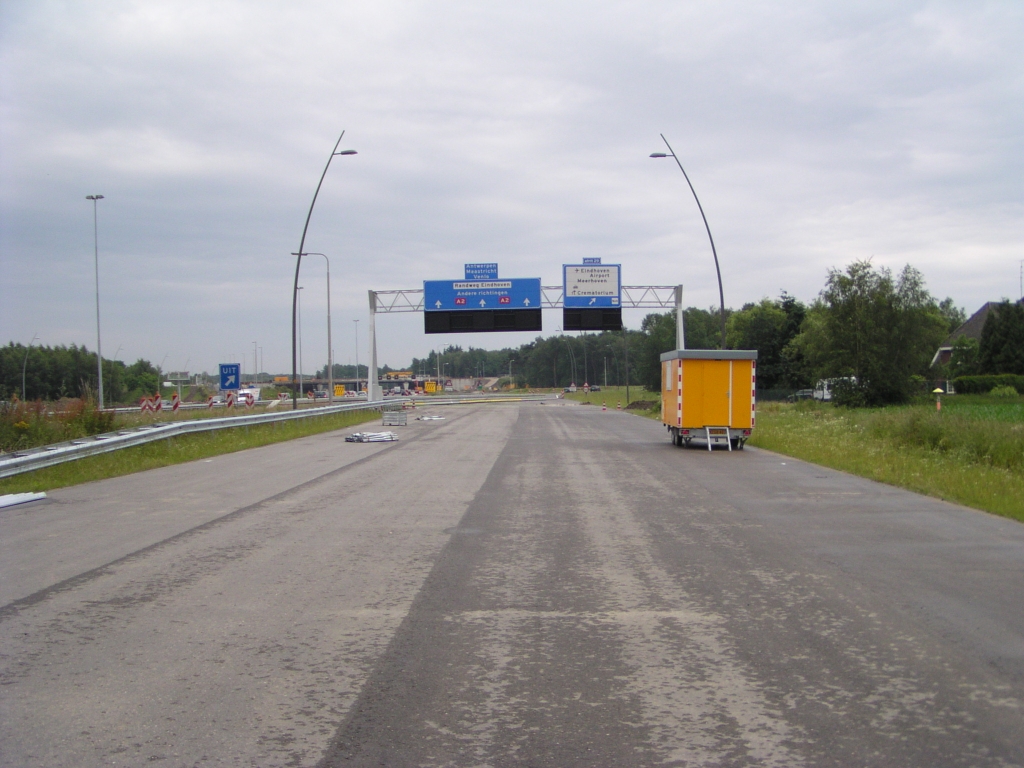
[0,408,381,495]
[749,401,1024,522]
[562,386,662,415]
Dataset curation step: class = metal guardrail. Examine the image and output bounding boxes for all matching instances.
[0,393,554,479]
[0,398,400,480]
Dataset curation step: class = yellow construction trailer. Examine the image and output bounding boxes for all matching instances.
[660,349,758,451]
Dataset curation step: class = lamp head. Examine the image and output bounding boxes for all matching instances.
[649,153,669,158]
[86,194,105,200]
[334,149,357,156]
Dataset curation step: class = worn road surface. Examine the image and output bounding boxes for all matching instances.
[1,401,1022,766]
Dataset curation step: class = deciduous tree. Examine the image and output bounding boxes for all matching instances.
[794,261,947,405]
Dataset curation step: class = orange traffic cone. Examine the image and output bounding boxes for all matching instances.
[617,401,622,410]
[602,401,607,411]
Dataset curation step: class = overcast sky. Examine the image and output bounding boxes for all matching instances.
[2,1,1021,376]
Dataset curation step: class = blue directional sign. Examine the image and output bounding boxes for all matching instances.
[563,264,621,308]
[219,363,240,391]
[465,263,499,280]
[424,278,541,311]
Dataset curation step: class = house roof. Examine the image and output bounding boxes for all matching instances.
[942,302,999,347]
[931,301,1002,367]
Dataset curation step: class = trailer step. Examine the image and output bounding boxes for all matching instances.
[704,426,732,451]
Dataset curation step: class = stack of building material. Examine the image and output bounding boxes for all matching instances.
[345,431,400,443]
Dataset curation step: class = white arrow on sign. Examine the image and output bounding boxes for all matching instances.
[435,300,443,308]
[589,297,597,305]
[479,299,487,307]
[226,374,236,386]
[523,298,531,306]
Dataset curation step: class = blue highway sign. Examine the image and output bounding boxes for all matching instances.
[219,363,241,391]
[563,264,621,308]
[465,263,499,280]
[424,278,541,312]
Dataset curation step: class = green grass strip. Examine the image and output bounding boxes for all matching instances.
[0,408,381,495]
[749,402,1024,523]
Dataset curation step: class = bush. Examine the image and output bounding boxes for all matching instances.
[990,385,1020,398]
[831,378,869,408]
[953,374,1024,394]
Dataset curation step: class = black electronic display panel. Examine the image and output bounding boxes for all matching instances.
[562,308,623,332]
[425,308,543,334]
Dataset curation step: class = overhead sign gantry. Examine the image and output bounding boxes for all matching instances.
[365,261,682,400]
[423,265,542,334]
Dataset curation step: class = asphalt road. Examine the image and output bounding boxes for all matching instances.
[1,401,1022,767]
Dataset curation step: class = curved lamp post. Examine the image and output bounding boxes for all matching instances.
[650,135,726,349]
[86,194,105,407]
[291,132,356,409]
[294,252,333,402]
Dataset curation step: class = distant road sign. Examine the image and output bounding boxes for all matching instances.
[563,264,621,308]
[583,257,602,265]
[424,278,541,312]
[465,263,499,280]
[219,363,240,391]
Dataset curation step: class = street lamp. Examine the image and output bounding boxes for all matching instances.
[508,358,515,386]
[291,132,356,409]
[353,319,360,393]
[86,194,105,408]
[297,286,304,397]
[22,333,38,401]
[650,135,727,349]
[294,252,333,403]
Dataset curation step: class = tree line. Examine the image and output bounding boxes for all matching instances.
[0,343,160,403]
